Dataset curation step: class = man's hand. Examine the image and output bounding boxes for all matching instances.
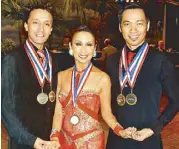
[132,128,154,141]
[34,137,50,149]
[34,138,60,149]
[42,140,60,149]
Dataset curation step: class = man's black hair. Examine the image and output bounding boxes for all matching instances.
[24,5,53,23]
[118,2,149,24]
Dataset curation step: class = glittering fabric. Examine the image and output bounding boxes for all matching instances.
[58,90,105,149]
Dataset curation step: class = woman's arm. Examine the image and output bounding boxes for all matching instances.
[50,71,63,143]
[99,72,136,138]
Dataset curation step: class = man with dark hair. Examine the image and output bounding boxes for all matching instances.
[106,2,179,149]
[2,6,60,149]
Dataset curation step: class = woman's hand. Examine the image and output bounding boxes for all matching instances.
[119,127,137,139]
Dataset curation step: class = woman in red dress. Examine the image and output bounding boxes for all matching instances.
[50,25,134,149]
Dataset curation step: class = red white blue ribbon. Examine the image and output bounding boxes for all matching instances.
[71,62,93,107]
[24,40,52,87]
[37,50,47,71]
[119,42,149,89]
[119,53,128,90]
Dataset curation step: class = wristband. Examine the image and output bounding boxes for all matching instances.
[50,128,60,141]
[113,123,124,136]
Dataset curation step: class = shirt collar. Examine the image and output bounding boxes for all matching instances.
[126,42,145,53]
[27,40,45,52]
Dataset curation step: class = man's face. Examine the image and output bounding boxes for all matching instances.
[24,9,53,49]
[119,9,148,50]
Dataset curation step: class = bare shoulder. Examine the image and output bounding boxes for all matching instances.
[57,67,73,78]
[93,66,110,83]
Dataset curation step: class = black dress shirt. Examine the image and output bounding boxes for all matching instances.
[106,46,179,149]
[1,43,56,149]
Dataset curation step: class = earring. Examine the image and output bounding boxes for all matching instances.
[69,48,73,56]
[147,21,150,32]
[93,50,97,57]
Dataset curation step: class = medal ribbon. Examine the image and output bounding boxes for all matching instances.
[119,42,149,89]
[119,55,128,90]
[24,40,52,88]
[71,63,93,107]
[37,50,47,71]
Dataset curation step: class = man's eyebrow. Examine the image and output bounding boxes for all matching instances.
[44,20,51,22]
[122,20,130,23]
[30,18,38,20]
[122,19,145,23]
[136,20,145,22]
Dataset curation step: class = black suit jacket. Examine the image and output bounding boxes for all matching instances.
[106,48,179,149]
[2,44,56,149]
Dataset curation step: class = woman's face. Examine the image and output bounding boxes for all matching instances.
[71,31,96,65]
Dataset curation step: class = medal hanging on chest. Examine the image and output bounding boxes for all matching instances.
[69,62,93,125]
[117,93,126,106]
[48,90,56,102]
[70,115,80,125]
[126,90,137,105]
[118,43,149,106]
[37,88,49,104]
[24,40,55,104]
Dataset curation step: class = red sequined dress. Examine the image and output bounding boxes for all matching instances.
[58,89,105,149]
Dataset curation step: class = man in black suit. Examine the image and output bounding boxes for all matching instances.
[106,3,179,149]
[2,6,60,149]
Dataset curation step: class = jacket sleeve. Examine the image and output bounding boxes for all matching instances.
[1,54,37,147]
[150,55,179,135]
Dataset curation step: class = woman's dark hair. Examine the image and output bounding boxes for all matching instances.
[72,25,94,36]
[24,5,53,23]
[118,2,149,24]
[71,25,97,43]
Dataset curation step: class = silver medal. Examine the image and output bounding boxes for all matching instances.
[70,115,80,125]
[37,92,48,104]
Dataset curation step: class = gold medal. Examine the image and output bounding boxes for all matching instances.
[70,115,80,125]
[37,92,48,104]
[117,94,126,106]
[49,91,56,102]
[126,93,137,105]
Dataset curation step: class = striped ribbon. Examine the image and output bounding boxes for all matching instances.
[119,42,149,89]
[71,63,93,107]
[24,40,52,88]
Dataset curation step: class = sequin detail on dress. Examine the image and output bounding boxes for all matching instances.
[58,90,105,149]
